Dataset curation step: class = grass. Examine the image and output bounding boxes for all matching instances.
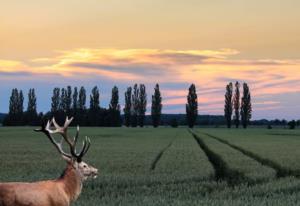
[1,127,300,205]
[202,128,300,171]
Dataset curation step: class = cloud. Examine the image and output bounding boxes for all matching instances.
[68,62,170,76]
[0,48,300,119]
[0,71,32,76]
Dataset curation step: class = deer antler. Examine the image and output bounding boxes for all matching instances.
[35,117,91,162]
[34,120,72,159]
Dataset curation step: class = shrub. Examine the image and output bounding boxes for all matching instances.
[170,118,178,128]
[288,120,296,130]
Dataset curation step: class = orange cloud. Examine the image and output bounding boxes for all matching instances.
[1,48,300,118]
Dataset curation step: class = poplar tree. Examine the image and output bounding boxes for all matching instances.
[138,84,147,127]
[109,86,121,126]
[233,81,240,128]
[124,87,132,127]
[241,83,252,128]
[78,86,86,111]
[78,86,87,125]
[51,88,60,115]
[66,86,72,116]
[186,84,198,128]
[17,90,24,125]
[72,87,78,112]
[90,86,100,110]
[151,84,162,127]
[131,84,139,127]
[224,82,233,128]
[4,89,19,125]
[89,86,100,126]
[26,88,38,125]
[59,88,67,112]
[72,87,78,125]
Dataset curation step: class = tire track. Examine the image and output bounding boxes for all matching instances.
[203,132,299,178]
[150,137,176,171]
[188,130,249,185]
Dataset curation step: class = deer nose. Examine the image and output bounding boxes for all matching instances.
[94,168,98,174]
[92,168,99,178]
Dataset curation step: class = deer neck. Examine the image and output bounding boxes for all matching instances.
[59,163,83,202]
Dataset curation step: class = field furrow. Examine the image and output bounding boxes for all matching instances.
[204,133,295,177]
[194,130,276,182]
[202,129,300,174]
[189,130,246,185]
[154,130,214,180]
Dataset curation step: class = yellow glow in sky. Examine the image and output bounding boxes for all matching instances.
[1,0,300,60]
[0,1,300,119]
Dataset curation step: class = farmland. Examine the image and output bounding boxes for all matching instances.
[1,127,300,205]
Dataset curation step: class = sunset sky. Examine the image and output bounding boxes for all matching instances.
[1,0,300,120]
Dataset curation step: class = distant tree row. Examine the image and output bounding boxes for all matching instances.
[3,84,163,127]
[3,88,43,126]
[224,82,252,128]
[48,85,122,127]
[4,83,277,129]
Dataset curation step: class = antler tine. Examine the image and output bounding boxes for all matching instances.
[35,120,72,158]
[64,116,74,129]
[77,136,91,161]
[73,125,80,146]
[51,117,76,154]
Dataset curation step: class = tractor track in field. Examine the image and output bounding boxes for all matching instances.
[189,130,251,186]
[203,132,300,178]
[150,136,177,171]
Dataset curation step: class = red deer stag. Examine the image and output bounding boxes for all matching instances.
[0,117,98,206]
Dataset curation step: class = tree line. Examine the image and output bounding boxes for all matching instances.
[2,82,266,129]
[3,84,163,127]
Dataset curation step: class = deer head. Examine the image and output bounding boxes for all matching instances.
[35,117,98,181]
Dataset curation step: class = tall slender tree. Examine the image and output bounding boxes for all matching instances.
[3,89,19,125]
[90,86,100,110]
[109,86,121,126]
[224,82,233,128]
[72,87,78,125]
[66,86,72,116]
[78,86,87,124]
[241,83,252,128]
[78,86,86,110]
[17,90,24,125]
[151,84,162,127]
[51,88,60,115]
[72,87,78,112]
[233,81,241,128]
[9,89,19,116]
[109,86,120,111]
[131,84,139,127]
[124,87,132,127]
[18,90,24,115]
[26,88,38,125]
[88,86,100,126]
[186,84,198,128]
[138,84,147,127]
[59,88,67,112]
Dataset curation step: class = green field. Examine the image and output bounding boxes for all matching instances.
[1,127,300,205]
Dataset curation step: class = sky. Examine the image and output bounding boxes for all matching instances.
[1,0,300,120]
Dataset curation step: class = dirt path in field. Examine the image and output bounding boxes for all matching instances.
[150,137,177,170]
[189,130,249,185]
[203,133,300,178]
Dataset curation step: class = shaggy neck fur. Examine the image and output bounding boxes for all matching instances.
[59,163,83,202]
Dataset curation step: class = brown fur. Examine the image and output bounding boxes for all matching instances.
[0,163,82,206]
